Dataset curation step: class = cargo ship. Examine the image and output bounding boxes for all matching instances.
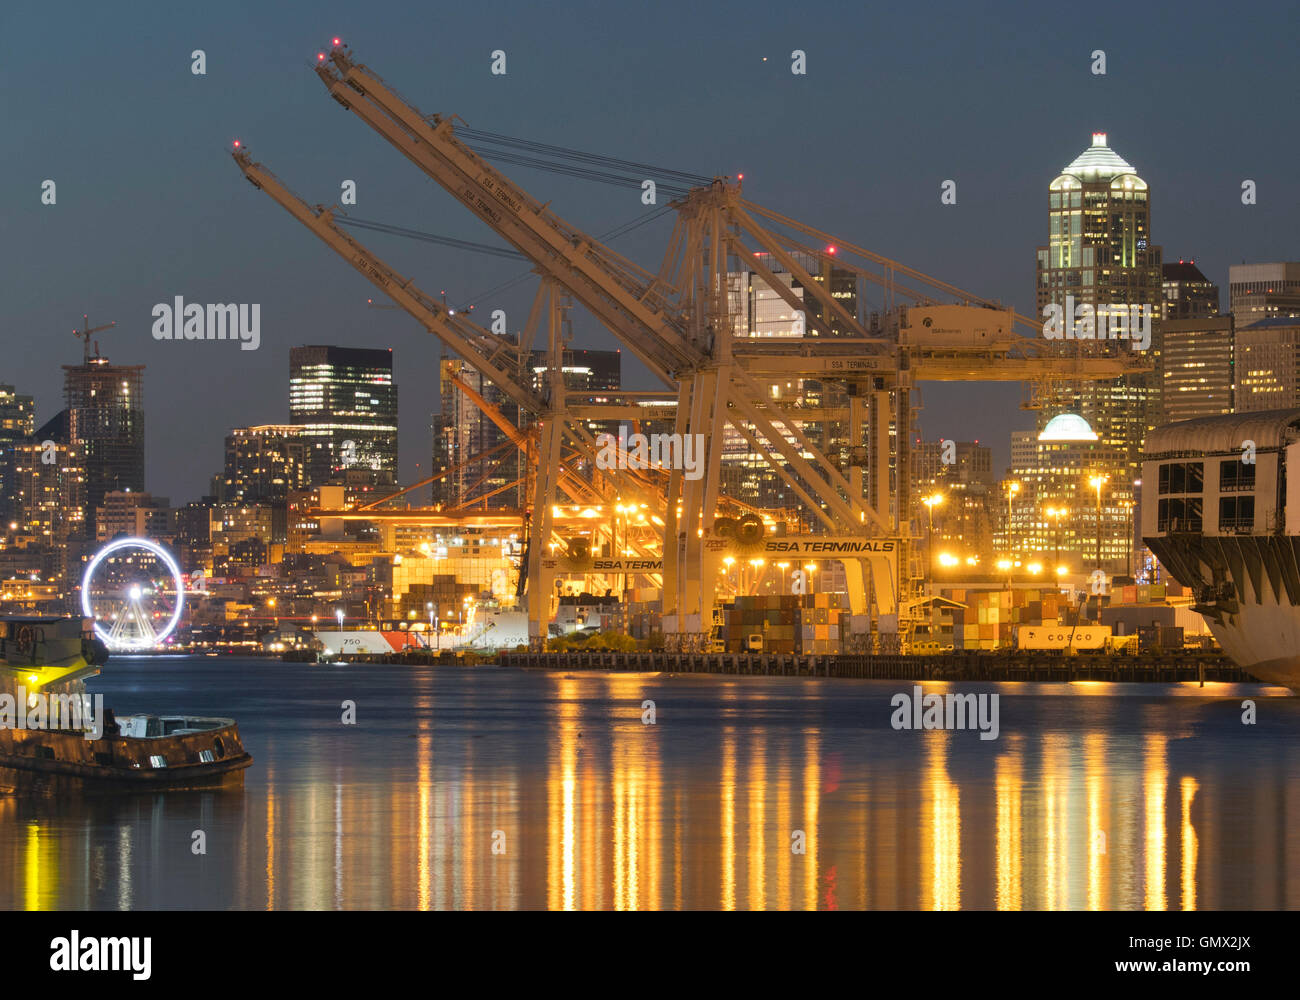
[0,616,252,792]
[1142,409,1300,689]
[314,604,530,659]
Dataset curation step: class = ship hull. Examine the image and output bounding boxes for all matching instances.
[1146,533,1300,690]
[0,722,252,795]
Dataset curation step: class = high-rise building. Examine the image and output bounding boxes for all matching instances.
[218,425,308,503]
[1161,260,1219,319]
[1229,262,1300,326]
[1235,319,1300,412]
[912,440,995,566]
[1033,133,1162,573]
[11,439,86,550]
[0,386,34,440]
[63,357,144,536]
[432,357,518,511]
[95,490,174,543]
[0,385,35,523]
[1001,413,1133,576]
[1159,316,1235,422]
[289,346,397,488]
[432,348,621,511]
[721,252,863,514]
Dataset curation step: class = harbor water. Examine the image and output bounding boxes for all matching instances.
[1,656,1296,910]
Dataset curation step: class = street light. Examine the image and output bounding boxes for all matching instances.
[1005,481,1021,557]
[1088,474,1109,571]
[427,601,438,651]
[1044,506,1068,576]
[922,493,945,594]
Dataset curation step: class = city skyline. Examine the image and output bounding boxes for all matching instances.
[5,1,1296,501]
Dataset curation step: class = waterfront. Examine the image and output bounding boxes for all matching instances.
[2,657,1297,910]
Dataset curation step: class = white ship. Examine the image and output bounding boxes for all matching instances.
[1142,409,1300,689]
[314,605,529,658]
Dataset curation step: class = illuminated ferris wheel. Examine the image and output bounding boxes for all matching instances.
[81,537,185,651]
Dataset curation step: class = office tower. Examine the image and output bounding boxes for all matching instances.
[0,385,34,440]
[63,356,145,536]
[1229,262,1300,325]
[720,252,863,514]
[1033,133,1162,571]
[219,425,308,503]
[95,490,174,543]
[432,348,621,511]
[432,357,526,511]
[289,346,398,487]
[174,499,218,574]
[1001,413,1133,576]
[912,440,995,566]
[528,347,621,443]
[0,385,35,523]
[1159,316,1235,422]
[11,439,86,549]
[1235,319,1300,412]
[1161,260,1219,319]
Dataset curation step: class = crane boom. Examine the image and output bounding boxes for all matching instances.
[232,148,549,419]
[315,49,704,383]
[73,314,117,365]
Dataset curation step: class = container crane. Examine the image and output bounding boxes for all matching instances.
[233,42,1151,649]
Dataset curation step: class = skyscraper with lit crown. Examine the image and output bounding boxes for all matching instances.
[1033,133,1162,575]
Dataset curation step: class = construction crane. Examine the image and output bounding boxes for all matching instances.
[235,42,1149,649]
[73,314,117,364]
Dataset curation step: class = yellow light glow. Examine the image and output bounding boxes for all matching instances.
[938,553,959,567]
[996,559,1013,571]
[1027,562,1043,575]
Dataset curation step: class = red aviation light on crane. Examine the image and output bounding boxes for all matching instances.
[232,140,242,149]
[332,38,342,47]
[318,53,326,61]
[826,245,837,255]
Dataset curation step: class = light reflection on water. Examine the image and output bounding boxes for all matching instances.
[0,658,1295,910]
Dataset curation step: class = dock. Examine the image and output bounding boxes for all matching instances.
[497,650,1247,682]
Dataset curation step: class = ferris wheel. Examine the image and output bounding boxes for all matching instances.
[81,537,185,651]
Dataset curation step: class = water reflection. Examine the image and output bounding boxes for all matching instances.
[0,662,1297,910]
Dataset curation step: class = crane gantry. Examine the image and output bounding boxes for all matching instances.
[233,41,1150,650]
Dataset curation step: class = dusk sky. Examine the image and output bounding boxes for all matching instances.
[5,0,1296,502]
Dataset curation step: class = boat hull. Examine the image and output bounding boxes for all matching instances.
[0,722,252,795]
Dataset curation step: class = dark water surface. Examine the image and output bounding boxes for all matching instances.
[1,656,1296,910]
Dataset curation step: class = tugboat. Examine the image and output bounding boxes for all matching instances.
[0,616,252,793]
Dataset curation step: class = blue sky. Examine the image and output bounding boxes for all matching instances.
[3,0,1295,500]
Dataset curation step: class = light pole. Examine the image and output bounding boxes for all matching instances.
[427,601,438,651]
[335,608,344,632]
[1005,481,1020,559]
[1089,474,1109,571]
[922,493,944,594]
[1045,506,1068,576]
